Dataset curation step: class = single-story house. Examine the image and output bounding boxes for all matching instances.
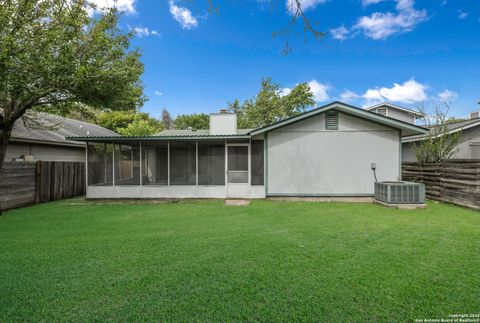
[5,113,118,162]
[67,102,427,199]
[402,111,480,161]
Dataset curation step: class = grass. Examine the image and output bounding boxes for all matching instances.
[0,199,479,321]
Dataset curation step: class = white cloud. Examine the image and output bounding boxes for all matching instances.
[340,90,359,102]
[361,0,384,6]
[308,80,330,102]
[88,0,136,15]
[169,1,199,30]
[154,91,163,96]
[132,27,160,37]
[330,25,349,40]
[279,80,329,102]
[354,0,428,40]
[458,10,468,19]
[362,79,427,104]
[438,89,457,101]
[286,0,328,15]
[279,88,292,97]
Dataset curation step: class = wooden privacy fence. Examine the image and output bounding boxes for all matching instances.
[402,159,480,210]
[0,161,85,212]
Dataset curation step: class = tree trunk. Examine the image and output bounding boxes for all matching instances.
[0,126,13,174]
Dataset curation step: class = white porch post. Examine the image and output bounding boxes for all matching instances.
[248,139,251,187]
[104,143,107,184]
[85,142,88,187]
[112,142,115,187]
[167,141,170,186]
[195,141,198,186]
[139,141,142,187]
[224,139,227,187]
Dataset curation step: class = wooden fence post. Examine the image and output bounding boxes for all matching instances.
[35,161,42,204]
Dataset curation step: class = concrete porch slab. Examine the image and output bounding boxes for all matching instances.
[225,199,250,206]
[374,200,426,209]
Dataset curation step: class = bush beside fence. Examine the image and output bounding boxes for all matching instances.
[0,161,85,212]
[402,159,480,210]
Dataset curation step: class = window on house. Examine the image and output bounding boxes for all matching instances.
[251,140,264,185]
[325,112,338,130]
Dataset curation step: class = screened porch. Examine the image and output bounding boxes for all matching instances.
[85,139,265,199]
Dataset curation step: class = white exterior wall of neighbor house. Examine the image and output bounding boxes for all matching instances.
[385,108,416,124]
[5,142,85,162]
[266,112,401,196]
[403,125,480,161]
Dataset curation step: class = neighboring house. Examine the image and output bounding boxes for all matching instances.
[402,112,480,161]
[5,113,119,162]
[67,101,427,199]
[365,102,425,124]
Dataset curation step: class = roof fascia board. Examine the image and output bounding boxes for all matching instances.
[402,120,480,143]
[65,135,251,142]
[10,137,86,147]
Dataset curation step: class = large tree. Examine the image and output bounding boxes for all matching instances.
[0,0,145,171]
[230,78,315,128]
[97,111,163,136]
[175,113,209,130]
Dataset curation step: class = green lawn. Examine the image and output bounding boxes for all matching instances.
[0,199,479,321]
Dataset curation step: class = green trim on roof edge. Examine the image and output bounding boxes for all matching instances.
[65,134,251,142]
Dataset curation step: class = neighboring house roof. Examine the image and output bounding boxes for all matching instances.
[66,101,428,142]
[250,101,428,137]
[402,117,480,143]
[10,113,119,147]
[365,102,425,118]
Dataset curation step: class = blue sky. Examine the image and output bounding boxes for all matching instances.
[93,0,479,118]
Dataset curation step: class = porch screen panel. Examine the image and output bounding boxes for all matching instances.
[198,143,225,185]
[114,144,140,185]
[227,146,248,183]
[251,140,264,185]
[170,142,196,185]
[87,143,113,186]
[144,144,168,185]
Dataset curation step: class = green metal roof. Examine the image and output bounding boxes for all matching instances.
[65,133,251,142]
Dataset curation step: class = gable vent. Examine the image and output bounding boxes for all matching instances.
[325,112,338,130]
[377,107,387,116]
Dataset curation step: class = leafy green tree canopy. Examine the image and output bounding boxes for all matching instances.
[175,114,210,130]
[229,78,315,128]
[97,111,163,136]
[0,0,145,170]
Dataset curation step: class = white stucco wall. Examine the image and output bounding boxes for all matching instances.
[266,112,401,196]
